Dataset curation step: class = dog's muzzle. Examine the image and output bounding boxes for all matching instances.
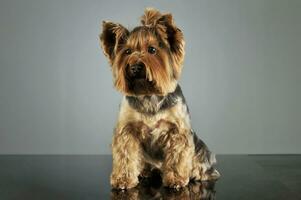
[127,63,146,79]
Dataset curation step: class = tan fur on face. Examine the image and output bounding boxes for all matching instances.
[113,28,177,95]
[100,8,184,95]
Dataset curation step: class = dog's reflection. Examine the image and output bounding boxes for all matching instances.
[111,171,216,200]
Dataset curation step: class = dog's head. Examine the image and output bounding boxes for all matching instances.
[100,8,185,96]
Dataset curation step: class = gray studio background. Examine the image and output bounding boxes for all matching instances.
[0,0,300,154]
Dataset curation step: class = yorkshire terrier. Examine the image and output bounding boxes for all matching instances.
[100,8,220,189]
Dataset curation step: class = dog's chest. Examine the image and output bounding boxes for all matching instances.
[118,96,190,133]
[117,96,191,162]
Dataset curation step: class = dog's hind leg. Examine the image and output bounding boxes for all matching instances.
[190,131,220,181]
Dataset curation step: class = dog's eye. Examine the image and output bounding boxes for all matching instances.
[148,46,156,54]
[125,49,132,55]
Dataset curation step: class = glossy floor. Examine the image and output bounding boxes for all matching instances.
[0,155,300,200]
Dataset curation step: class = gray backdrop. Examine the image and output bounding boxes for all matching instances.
[0,0,300,154]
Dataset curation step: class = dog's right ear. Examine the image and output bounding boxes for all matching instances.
[100,21,129,65]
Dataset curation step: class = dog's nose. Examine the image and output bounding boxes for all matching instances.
[129,63,144,75]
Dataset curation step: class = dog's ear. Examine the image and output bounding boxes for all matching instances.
[157,13,185,79]
[141,8,185,79]
[100,21,129,65]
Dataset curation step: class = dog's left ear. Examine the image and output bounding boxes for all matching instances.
[142,8,185,79]
[157,14,185,79]
[100,21,129,65]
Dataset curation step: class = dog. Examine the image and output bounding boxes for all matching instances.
[100,8,220,189]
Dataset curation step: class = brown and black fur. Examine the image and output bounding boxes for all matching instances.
[100,8,220,189]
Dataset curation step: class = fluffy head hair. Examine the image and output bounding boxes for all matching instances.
[100,8,185,96]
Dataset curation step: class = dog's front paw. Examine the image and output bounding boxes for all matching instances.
[111,173,139,189]
[162,171,189,189]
